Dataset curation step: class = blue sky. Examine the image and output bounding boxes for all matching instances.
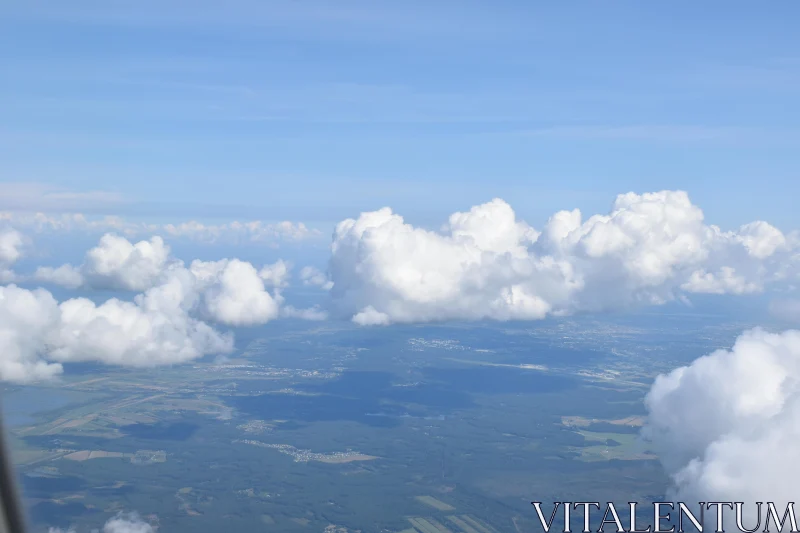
[2,1,799,230]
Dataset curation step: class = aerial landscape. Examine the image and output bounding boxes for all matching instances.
[2,307,772,532]
[2,2,799,533]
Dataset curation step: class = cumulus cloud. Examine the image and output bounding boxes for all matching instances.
[0,227,24,282]
[680,266,760,295]
[30,234,289,326]
[190,258,282,326]
[48,512,155,533]
[1,234,299,382]
[258,259,291,289]
[643,328,800,511]
[0,279,233,383]
[0,228,24,265]
[0,285,65,383]
[101,513,155,533]
[32,234,172,291]
[32,264,84,289]
[328,191,799,324]
[299,266,333,290]
[82,234,172,290]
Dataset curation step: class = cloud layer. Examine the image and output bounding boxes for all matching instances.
[644,328,800,509]
[328,191,799,324]
[1,210,320,244]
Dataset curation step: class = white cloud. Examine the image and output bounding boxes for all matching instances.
[1,210,321,244]
[299,266,333,290]
[0,227,24,282]
[30,235,289,328]
[1,211,137,235]
[0,234,300,382]
[736,221,787,259]
[161,219,319,244]
[0,285,64,383]
[0,228,24,265]
[282,305,329,321]
[48,512,155,533]
[328,190,800,324]
[643,328,800,512]
[50,276,234,367]
[190,259,281,326]
[680,266,760,295]
[83,234,172,291]
[33,264,84,289]
[0,279,233,383]
[102,513,155,533]
[352,305,391,326]
[31,234,172,291]
[258,259,291,289]
[1,225,313,381]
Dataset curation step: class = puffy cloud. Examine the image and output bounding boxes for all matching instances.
[0,228,24,265]
[258,259,291,289]
[643,328,800,509]
[0,280,233,383]
[48,512,155,533]
[102,513,155,533]
[34,234,292,297]
[299,266,333,290]
[30,234,289,329]
[51,279,233,367]
[0,234,302,382]
[352,305,391,326]
[0,285,64,383]
[32,234,172,291]
[0,227,24,282]
[190,259,282,326]
[82,234,172,291]
[32,264,84,289]
[736,221,788,259]
[680,266,760,295]
[328,191,800,324]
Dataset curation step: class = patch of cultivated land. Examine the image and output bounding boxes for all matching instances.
[561,415,644,427]
[572,430,656,461]
[63,450,130,461]
[415,495,456,511]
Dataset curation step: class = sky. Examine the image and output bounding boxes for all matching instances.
[2,1,800,230]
